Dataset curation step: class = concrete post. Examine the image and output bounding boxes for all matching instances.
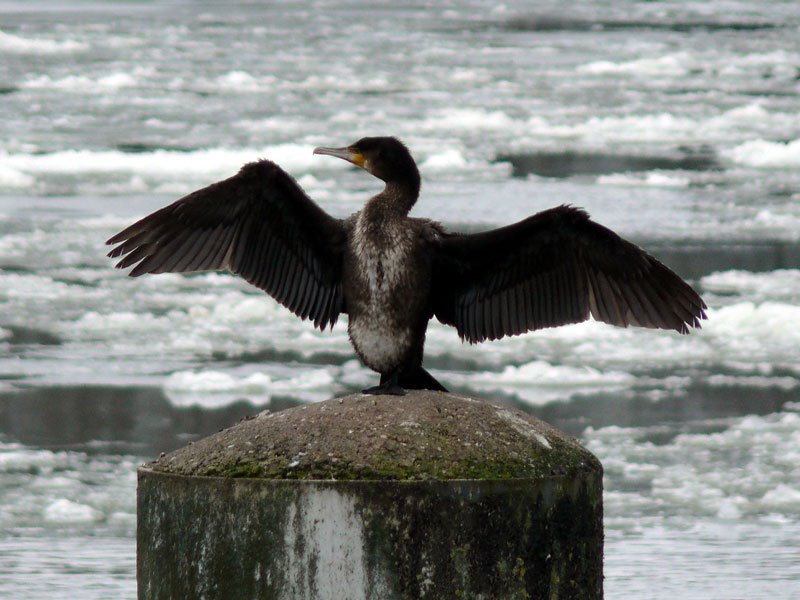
[137,391,603,599]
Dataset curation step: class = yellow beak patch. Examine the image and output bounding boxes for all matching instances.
[349,150,366,169]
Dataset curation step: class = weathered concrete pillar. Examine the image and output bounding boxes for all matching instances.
[138,391,603,599]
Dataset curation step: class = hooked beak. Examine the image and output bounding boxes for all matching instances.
[313,146,366,169]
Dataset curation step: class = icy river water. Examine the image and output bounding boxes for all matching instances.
[1,1,799,597]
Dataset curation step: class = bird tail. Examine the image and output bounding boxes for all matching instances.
[383,367,448,392]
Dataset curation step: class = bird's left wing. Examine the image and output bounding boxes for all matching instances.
[106,160,346,329]
[431,205,706,343]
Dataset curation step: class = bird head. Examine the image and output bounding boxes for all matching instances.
[314,136,420,191]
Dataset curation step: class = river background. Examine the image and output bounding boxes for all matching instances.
[1,1,799,598]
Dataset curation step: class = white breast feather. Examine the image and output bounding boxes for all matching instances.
[354,215,410,295]
[349,214,414,371]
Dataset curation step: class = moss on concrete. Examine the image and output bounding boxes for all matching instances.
[147,391,599,482]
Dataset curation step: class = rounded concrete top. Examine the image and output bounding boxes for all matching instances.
[147,391,600,480]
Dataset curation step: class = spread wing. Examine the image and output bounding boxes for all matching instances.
[106,160,346,330]
[431,205,706,343]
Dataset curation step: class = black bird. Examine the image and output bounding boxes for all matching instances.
[107,136,707,395]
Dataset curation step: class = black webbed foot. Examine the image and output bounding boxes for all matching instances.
[361,383,407,396]
[362,371,407,396]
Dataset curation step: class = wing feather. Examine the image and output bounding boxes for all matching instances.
[432,205,706,342]
[106,160,346,329]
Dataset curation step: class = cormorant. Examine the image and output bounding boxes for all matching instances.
[107,136,707,395]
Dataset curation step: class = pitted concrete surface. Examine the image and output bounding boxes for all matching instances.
[147,390,599,480]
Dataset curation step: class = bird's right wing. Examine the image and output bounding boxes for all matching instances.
[106,160,346,330]
[431,205,706,343]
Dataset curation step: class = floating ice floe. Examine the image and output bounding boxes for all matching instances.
[704,302,800,371]
[586,411,800,520]
[760,484,800,512]
[0,144,326,179]
[164,368,335,408]
[597,172,690,188]
[22,72,138,91]
[702,269,800,304]
[419,108,514,131]
[212,70,276,92]
[456,360,635,405]
[577,52,693,77]
[523,104,798,146]
[0,443,69,474]
[0,30,89,54]
[706,375,798,391]
[0,164,35,188]
[420,149,469,171]
[723,138,800,169]
[44,499,102,524]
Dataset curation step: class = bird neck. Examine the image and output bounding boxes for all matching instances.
[369,179,419,216]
